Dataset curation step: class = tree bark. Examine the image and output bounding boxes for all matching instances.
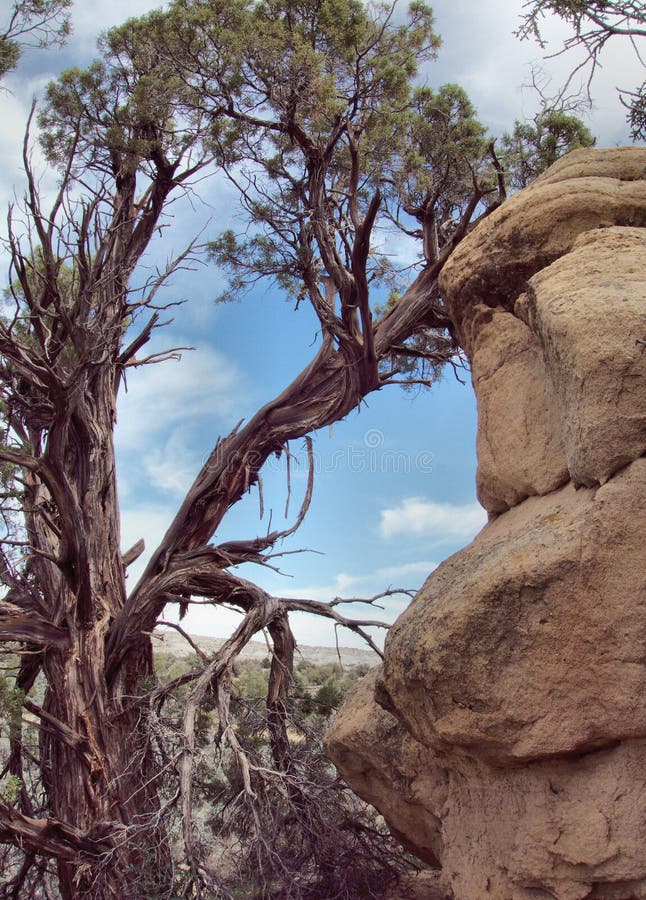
[29,365,173,896]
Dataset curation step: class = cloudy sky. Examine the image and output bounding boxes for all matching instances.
[1,0,642,648]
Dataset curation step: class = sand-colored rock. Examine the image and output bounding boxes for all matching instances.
[324,669,446,867]
[517,226,646,487]
[531,146,646,186]
[326,149,646,900]
[470,306,568,513]
[442,148,646,512]
[384,869,447,899]
[380,458,646,765]
[436,739,646,899]
[439,147,646,352]
[327,689,646,899]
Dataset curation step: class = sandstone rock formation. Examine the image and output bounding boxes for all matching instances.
[325,148,646,900]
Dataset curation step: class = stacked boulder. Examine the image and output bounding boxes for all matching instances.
[325,148,646,900]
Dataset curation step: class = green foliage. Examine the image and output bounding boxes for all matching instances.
[372,83,489,385]
[501,109,596,189]
[232,661,269,699]
[153,651,194,683]
[188,657,406,898]
[149,648,393,897]
[225,656,364,707]
[32,0,587,412]
[239,0,440,138]
[392,83,489,228]
[40,58,191,175]
[1,0,71,80]
[0,38,20,79]
[0,675,23,742]
[199,0,442,301]
[312,678,343,714]
[0,773,22,804]
[38,0,236,181]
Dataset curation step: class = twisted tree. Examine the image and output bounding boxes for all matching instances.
[0,0,590,895]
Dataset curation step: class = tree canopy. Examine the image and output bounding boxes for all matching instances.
[501,107,595,189]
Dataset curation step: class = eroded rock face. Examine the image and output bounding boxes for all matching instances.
[518,227,646,488]
[324,148,646,900]
[447,150,646,513]
[469,305,569,513]
[381,458,646,766]
[443,147,646,353]
[325,670,447,867]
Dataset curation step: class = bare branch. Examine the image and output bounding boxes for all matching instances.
[0,802,111,864]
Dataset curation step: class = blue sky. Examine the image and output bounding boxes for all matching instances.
[0,0,642,647]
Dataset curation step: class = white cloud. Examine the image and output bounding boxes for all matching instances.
[379,497,486,542]
[69,0,166,37]
[115,340,245,502]
[269,573,366,604]
[116,340,241,449]
[169,603,245,643]
[0,88,61,274]
[122,551,434,650]
[0,93,29,209]
[374,560,438,581]
[287,611,386,651]
[179,603,389,652]
[426,0,641,145]
[269,566,427,602]
[246,558,438,648]
[120,502,175,586]
[143,432,202,497]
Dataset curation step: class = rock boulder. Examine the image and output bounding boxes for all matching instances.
[325,147,646,899]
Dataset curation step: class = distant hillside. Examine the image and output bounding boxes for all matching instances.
[153,629,380,668]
